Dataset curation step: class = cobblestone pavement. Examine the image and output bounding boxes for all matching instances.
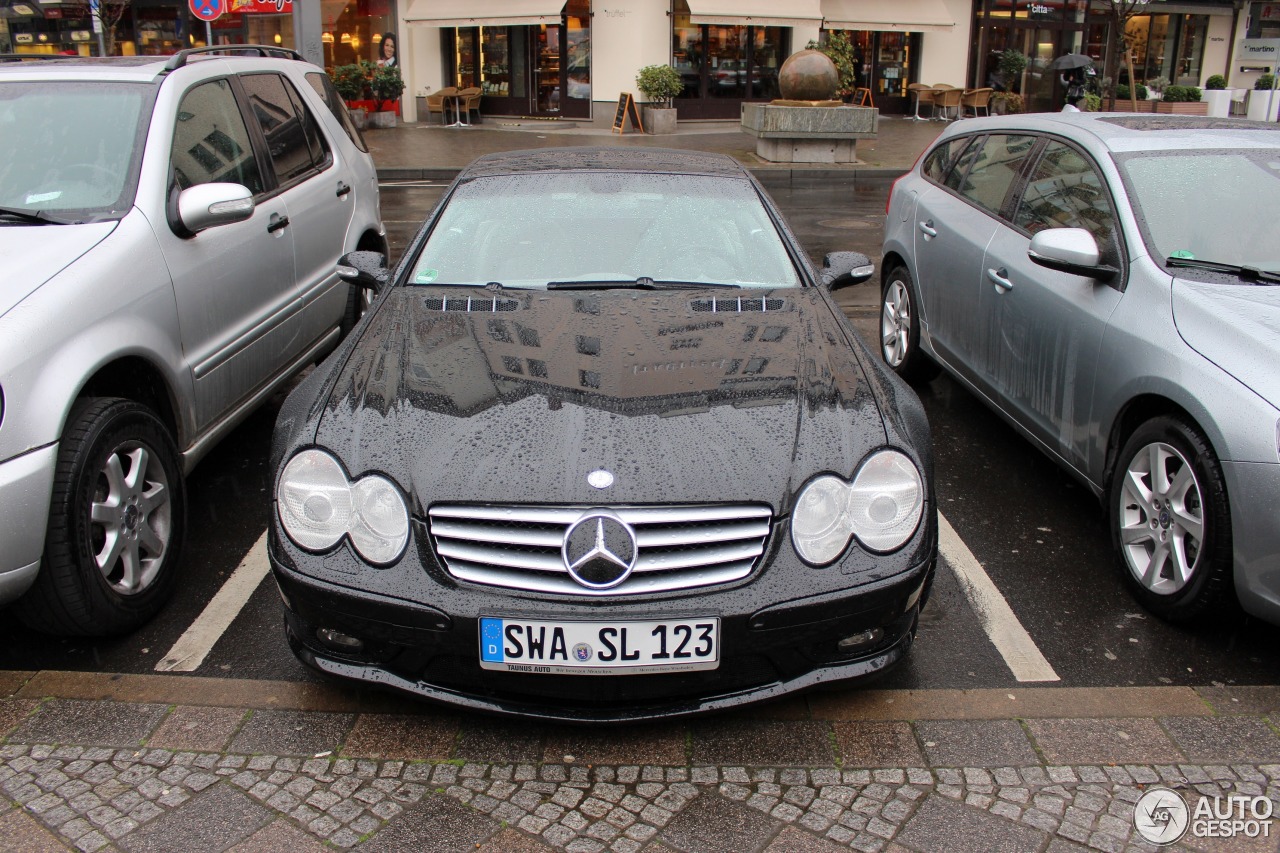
[3,677,1280,852]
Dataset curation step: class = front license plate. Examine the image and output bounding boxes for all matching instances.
[479,617,720,675]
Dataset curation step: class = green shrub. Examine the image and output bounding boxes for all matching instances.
[1257,73,1277,91]
[1205,74,1227,90]
[1083,92,1102,112]
[331,62,372,102]
[806,32,858,99]
[991,91,1024,113]
[1115,83,1147,101]
[370,64,404,112]
[1161,85,1201,102]
[997,49,1028,81]
[636,65,683,107]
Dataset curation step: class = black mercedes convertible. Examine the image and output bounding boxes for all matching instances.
[268,147,937,722]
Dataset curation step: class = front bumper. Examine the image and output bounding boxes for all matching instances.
[271,528,934,723]
[0,443,56,606]
[1223,460,1280,625]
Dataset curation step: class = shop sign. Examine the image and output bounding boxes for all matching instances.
[71,30,92,41]
[14,33,34,44]
[1239,38,1280,61]
[228,0,294,11]
[1257,4,1280,23]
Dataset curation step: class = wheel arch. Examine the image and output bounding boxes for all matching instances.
[1102,394,1209,501]
[355,227,388,258]
[880,251,909,287]
[77,356,183,449]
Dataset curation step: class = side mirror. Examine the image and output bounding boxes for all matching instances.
[337,250,392,294]
[820,251,876,289]
[1028,228,1118,282]
[176,183,254,234]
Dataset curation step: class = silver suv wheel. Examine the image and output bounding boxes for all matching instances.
[1117,440,1203,595]
[91,441,173,596]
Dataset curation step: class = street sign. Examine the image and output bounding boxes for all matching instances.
[189,0,225,22]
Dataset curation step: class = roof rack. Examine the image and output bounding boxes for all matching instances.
[164,45,305,72]
[0,54,65,63]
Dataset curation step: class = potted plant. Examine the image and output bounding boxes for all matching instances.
[989,91,1024,115]
[1203,74,1231,117]
[996,49,1028,93]
[1115,83,1151,111]
[1248,73,1279,122]
[1146,75,1170,100]
[368,63,405,129]
[636,64,683,134]
[331,62,372,129]
[1155,84,1206,115]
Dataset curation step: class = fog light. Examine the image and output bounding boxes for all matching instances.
[317,627,364,651]
[837,628,883,653]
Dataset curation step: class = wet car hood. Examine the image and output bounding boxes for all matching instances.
[0,222,117,319]
[314,287,887,513]
[1172,278,1280,407]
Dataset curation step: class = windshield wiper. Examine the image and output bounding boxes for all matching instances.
[547,277,741,290]
[0,205,65,225]
[1166,257,1280,284]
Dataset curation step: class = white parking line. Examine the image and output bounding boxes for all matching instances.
[155,531,270,673]
[938,512,1060,683]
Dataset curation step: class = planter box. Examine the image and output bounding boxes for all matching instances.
[641,105,677,135]
[1247,89,1280,122]
[347,107,367,130]
[1202,89,1232,118]
[1153,101,1208,115]
[369,110,397,129]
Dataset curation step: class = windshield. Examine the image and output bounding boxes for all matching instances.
[0,81,151,222]
[1116,148,1280,274]
[410,171,801,289]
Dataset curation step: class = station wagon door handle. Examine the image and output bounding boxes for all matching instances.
[267,213,290,234]
[336,182,351,198]
[987,267,1013,292]
[918,219,938,239]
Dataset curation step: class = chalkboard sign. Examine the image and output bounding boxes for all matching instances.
[612,92,644,134]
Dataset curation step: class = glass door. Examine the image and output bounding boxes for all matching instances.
[534,24,562,114]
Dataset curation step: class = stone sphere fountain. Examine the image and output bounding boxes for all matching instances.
[740,49,877,164]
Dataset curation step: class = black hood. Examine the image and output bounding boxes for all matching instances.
[314,287,888,513]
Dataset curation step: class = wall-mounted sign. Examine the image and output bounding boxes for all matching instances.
[229,0,294,11]
[14,33,34,44]
[71,30,92,41]
[1239,38,1280,62]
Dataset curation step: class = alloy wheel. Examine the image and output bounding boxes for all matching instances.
[90,442,172,596]
[1117,441,1205,595]
[881,280,911,367]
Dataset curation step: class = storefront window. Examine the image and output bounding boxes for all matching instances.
[1247,2,1280,39]
[1125,14,1208,86]
[322,0,394,69]
[671,1,789,117]
[567,2,590,101]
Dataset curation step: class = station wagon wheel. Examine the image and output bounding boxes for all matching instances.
[18,398,186,637]
[1109,415,1232,624]
[880,266,939,384]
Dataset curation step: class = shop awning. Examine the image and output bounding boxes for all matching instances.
[404,0,566,27]
[686,0,824,28]
[821,0,955,32]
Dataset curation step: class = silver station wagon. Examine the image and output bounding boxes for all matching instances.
[880,113,1280,626]
[0,49,385,635]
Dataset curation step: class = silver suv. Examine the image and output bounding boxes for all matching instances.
[0,48,386,635]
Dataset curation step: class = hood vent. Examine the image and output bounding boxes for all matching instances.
[691,297,788,313]
[423,296,520,313]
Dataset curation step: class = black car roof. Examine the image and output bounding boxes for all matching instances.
[460,147,751,179]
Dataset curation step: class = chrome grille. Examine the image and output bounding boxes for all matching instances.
[691,297,787,313]
[428,504,772,596]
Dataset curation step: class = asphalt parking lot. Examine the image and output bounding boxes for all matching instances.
[2,119,1278,853]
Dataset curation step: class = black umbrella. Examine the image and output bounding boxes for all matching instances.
[1050,53,1094,70]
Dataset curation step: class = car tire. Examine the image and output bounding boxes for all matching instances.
[18,398,186,637]
[880,266,940,384]
[1109,415,1232,624]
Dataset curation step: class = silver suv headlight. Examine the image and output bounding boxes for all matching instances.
[792,450,925,565]
[277,449,409,565]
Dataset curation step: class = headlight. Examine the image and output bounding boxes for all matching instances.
[792,450,924,565]
[278,449,409,565]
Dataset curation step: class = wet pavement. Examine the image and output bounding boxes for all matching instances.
[5,115,1280,852]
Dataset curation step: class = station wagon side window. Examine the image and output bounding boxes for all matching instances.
[922,136,978,185]
[239,72,331,187]
[1014,139,1120,265]
[306,71,368,153]
[947,134,1037,217]
[170,78,263,195]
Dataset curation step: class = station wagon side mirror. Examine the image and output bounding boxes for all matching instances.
[1028,228,1118,282]
[820,251,876,290]
[337,250,392,294]
[175,182,254,235]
